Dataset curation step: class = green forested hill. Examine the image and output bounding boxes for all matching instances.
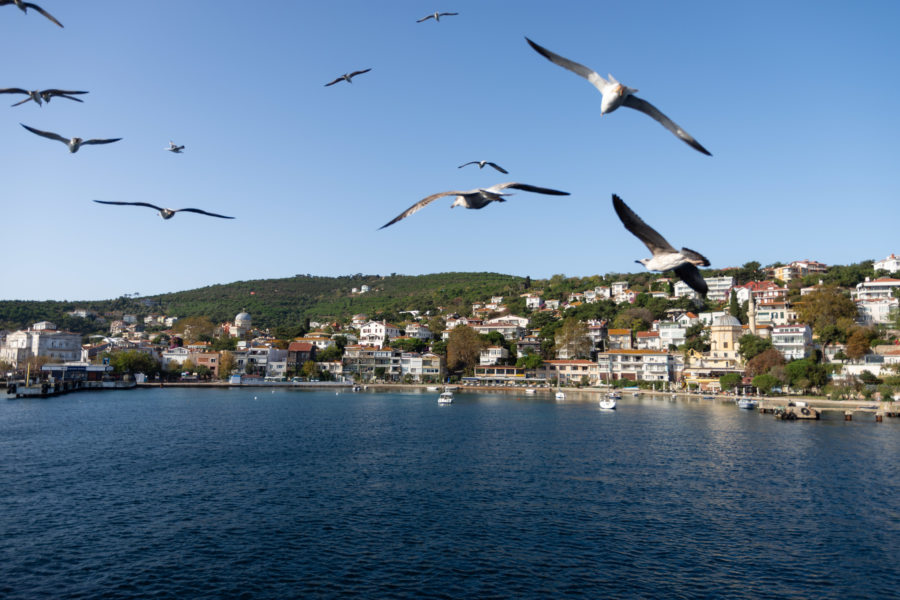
[0,273,528,331]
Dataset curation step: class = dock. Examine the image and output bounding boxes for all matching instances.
[7,380,136,399]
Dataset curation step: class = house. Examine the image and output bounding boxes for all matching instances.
[874,254,900,274]
[657,322,687,350]
[490,315,529,328]
[772,324,814,360]
[607,329,632,350]
[611,281,629,297]
[471,365,528,385]
[697,311,727,326]
[342,345,401,381]
[536,360,600,385]
[731,281,787,304]
[856,298,899,325]
[316,360,344,378]
[480,346,509,366]
[0,324,82,368]
[544,299,560,310]
[359,320,400,347]
[596,350,675,382]
[676,312,699,327]
[472,321,524,340]
[404,322,433,340]
[754,301,796,327]
[161,346,191,369]
[399,352,445,381]
[351,314,369,327]
[190,351,221,377]
[287,342,317,368]
[673,280,701,300]
[703,276,735,302]
[851,277,900,301]
[516,335,542,356]
[636,331,661,350]
[524,294,543,310]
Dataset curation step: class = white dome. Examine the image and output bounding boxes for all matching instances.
[712,315,741,327]
[235,311,251,324]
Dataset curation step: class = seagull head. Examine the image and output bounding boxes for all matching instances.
[450,196,466,209]
[636,258,651,267]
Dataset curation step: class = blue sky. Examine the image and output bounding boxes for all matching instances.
[2,0,898,301]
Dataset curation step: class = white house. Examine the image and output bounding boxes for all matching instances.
[856,298,899,325]
[0,325,83,368]
[704,276,735,302]
[490,315,529,328]
[404,322,433,340]
[611,281,629,297]
[772,324,814,361]
[874,254,900,274]
[524,294,543,310]
[359,321,400,348]
[851,277,900,301]
[635,331,662,351]
[596,350,675,382]
[657,322,687,349]
[161,346,191,369]
[673,280,701,300]
[480,346,509,366]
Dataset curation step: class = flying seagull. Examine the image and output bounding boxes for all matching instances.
[166,141,184,153]
[458,160,508,174]
[93,200,234,220]
[417,11,458,23]
[526,38,711,156]
[612,194,710,297]
[379,182,569,230]
[0,0,63,27]
[0,88,87,107]
[324,68,372,87]
[21,123,121,153]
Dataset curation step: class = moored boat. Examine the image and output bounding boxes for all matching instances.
[438,389,454,404]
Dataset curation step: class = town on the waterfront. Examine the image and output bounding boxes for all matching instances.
[3,256,900,403]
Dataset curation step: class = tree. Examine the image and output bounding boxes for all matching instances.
[728,291,741,323]
[752,373,779,395]
[554,317,592,358]
[110,350,159,376]
[746,348,786,377]
[845,329,871,361]
[447,326,483,374]
[795,288,858,340]
[391,337,427,353]
[613,307,654,332]
[301,360,319,379]
[218,351,235,378]
[317,344,343,362]
[784,359,827,391]
[719,372,742,390]
[516,351,543,369]
[737,334,772,361]
[681,323,710,354]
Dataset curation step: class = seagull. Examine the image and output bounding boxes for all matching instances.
[166,141,185,153]
[526,38,711,156]
[416,11,458,23]
[379,182,569,230]
[612,194,710,297]
[93,200,235,220]
[0,88,87,107]
[458,160,509,174]
[21,123,121,153]
[324,68,372,87]
[0,0,63,27]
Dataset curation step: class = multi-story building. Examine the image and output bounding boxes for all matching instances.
[399,352,445,382]
[342,345,401,381]
[636,331,661,350]
[851,277,900,301]
[754,301,796,326]
[856,298,899,325]
[704,276,735,302]
[596,350,674,382]
[607,329,632,350]
[657,321,687,350]
[359,320,400,347]
[536,360,600,385]
[874,254,900,274]
[731,281,788,304]
[772,324,814,360]
[480,346,509,366]
[0,323,82,368]
[472,321,524,340]
[404,322,432,340]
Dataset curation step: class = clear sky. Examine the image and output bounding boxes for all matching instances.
[2,0,898,301]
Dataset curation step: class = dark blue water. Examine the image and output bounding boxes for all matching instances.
[2,388,898,599]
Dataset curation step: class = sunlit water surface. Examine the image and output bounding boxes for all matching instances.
[2,388,898,599]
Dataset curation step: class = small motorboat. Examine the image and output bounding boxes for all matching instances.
[438,389,454,404]
[426,386,440,391]
[555,391,566,401]
[737,398,758,410]
[599,394,618,410]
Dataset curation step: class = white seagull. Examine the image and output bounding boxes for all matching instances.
[0,88,87,107]
[526,38,711,156]
[166,141,185,153]
[416,11,458,23]
[93,200,234,220]
[0,0,63,27]
[612,194,710,297]
[458,160,508,174]
[21,123,121,153]
[324,68,372,87]
[380,182,569,230]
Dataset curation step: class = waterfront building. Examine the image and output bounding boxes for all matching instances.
[399,352,444,382]
[480,346,509,366]
[287,342,316,368]
[536,360,600,385]
[359,320,400,348]
[596,350,674,382]
[342,345,401,381]
[0,324,82,368]
[161,346,190,369]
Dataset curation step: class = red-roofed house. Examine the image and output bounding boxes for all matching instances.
[636,331,661,350]
[288,342,316,367]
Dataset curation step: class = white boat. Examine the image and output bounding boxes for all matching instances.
[607,390,622,400]
[426,386,440,391]
[737,398,758,410]
[524,388,536,395]
[438,389,454,404]
[555,391,566,401]
[599,395,617,410]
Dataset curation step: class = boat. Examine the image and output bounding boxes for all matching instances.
[599,393,618,410]
[438,389,454,404]
[426,386,440,391]
[524,388,536,395]
[555,391,566,401]
[737,398,757,410]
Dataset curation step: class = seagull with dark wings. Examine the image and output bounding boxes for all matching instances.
[93,200,234,220]
[0,0,63,27]
[417,11,458,23]
[324,69,372,87]
[166,141,184,153]
[21,123,121,153]
[526,38,711,156]
[379,182,569,230]
[1,88,87,107]
[612,194,710,297]
[458,160,508,174]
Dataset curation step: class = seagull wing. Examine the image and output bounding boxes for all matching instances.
[20,123,68,144]
[680,247,710,267]
[93,200,166,211]
[416,14,435,22]
[42,89,88,96]
[439,12,459,16]
[0,88,29,95]
[486,162,509,174]
[457,161,478,169]
[324,76,344,87]
[492,182,570,196]
[53,94,84,103]
[611,194,676,254]
[379,191,460,230]
[622,95,711,156]
[525,38,608,93]
[348,68,371,78]
[10,96,35,106]
[174,208,235,219]
[673,263,708,297]
[82,137,122,146]
[23,2,63,27]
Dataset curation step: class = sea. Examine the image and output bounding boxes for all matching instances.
[1,387,898,599]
